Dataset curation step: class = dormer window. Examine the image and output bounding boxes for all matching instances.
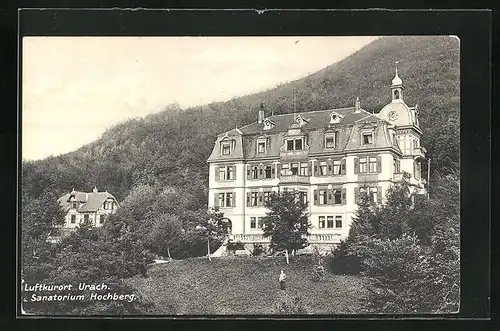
[394,90,400,100]
[263,119,275,130]
[72,202,78,209]
[286,138,303,151]
[221,142,231,155]
[257,138,266,154]
[325,132,338,149]
[329,112,343,124]
[362,132,374,145]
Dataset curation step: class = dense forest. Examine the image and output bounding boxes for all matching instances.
[22,36,460,204]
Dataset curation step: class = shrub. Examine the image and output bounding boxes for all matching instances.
[226,240,245,253]
[274,295,308,314]
[361,234,458,313]
[327,240,362,275]
[252,244,265,256]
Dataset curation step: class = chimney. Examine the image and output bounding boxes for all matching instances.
[93,186,98,193]
[258,103,265,123]
[354,97,361,113]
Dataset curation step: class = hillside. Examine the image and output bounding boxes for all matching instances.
[126,256,368,314]
[22,36,459,202]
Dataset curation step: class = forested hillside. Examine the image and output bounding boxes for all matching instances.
[22,36,459,203]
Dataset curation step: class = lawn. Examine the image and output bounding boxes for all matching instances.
[127,256,369,315]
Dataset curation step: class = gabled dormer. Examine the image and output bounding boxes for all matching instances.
[263,118,275,130]
[329,111,344,124]
[294,114,309,127]
[219,135,236,156]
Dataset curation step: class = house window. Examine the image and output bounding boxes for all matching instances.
[333,189,342,204]
[318,216,325,229]
[252,166,259,179]
[368,157,377,173]
[218,192,235,208]
[71,215,76,224]
[333,160,342,175]
[84,214,89,222]
[218,193,225,207]
[280,164,290,176]
[413,139,418,148]
[221,142,231,155]
[319,190,327,205]
[286,138,303,151]
[327,216,334,228]
[291,163,299,175]
[394,90,400,99]
[250,217,257,229]
[72,202,78,209]
[257,139,266,154]
[300,163,308,176]
[219,167,226,181]
[257,217,263,229]
[325,132,337,148]
[299,192,307,204]
[227,166,235,180]
[225,193,234,207]
[100,215,105,224]
[362,132,373,145]
[359,157,367,173]
[369,187,378,203]
[264,165,272,178]
[335,216,342,228]
[264,191,271,203]
[319,161,327,176]
[251,192,258,207]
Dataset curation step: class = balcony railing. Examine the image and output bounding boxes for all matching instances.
[231,233,341,244]
[279,174,310,184]
[279,149,309,161]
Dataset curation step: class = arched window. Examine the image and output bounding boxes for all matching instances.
[394,90,400,99]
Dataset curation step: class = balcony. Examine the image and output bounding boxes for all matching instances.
[279,149,309,161]
[231,234,269,243]
[308,233,342,244]
[279,174,310,185]
[413,147,426,159]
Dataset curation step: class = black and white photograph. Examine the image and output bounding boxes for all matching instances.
[20,33,461,316]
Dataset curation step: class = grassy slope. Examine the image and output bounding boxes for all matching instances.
[127,256,367,315]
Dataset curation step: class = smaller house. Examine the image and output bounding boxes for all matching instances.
[57,186,119,229]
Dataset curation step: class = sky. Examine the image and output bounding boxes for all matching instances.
[22,36,379,161]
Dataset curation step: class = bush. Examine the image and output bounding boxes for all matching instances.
[327,240,362,275]
[252,244,265,256]
[361,234,458,313]
[274,295,308,314]
[226,240,245,253]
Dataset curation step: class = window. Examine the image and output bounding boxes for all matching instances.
[264,165,272,178]
[362,132,373,145]
[317,161,326,176]
[251,192,258,207]
[333,189,342,204]
[368,157,377,173]
[257,139,266,153]
[359,157,367,173]
[318,216,325,228]
[71,215,76,224]
[299,192,307,204]
[221,142,231,155]
[335,216,342,228]
[219,167,226,181]
[333,160,342,175]
[415,161,421,179]
[286,138,303,151]
[72,202,78,209]
[280,164,290,176]
[327,216,334,228]
[393,157,401,173]
[300,163,308,176]
[84,214,89,222]
[394,90,400,99]
[291,163,299,175]
[257,217,263,229]
[369,187,378,203]
[218,193,225,207]
[250,217,257,229]
[227,166,235,180]
[225,193,234,207]
[264,191,271,203]
[252,166,259,179]
[325,132,337,148]
[100,215,105,224]
[414,139,419,148]
[319,190,327,205]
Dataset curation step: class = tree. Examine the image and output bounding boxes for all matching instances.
[197,207,228,261]
[147,213,183,260]
[261,190,311,264]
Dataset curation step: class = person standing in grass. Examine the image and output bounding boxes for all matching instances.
[279,270,287,290]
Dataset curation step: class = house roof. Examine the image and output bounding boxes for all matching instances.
[58,190,117,213]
